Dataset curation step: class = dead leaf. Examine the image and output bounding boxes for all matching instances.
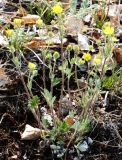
[77,78,88,89]
[110,16,118,26]
[25,38,47,48]
[0,66,11,88]
[113,47,122,63]
[96,9,105,21]
[65,116,74,126]
[61,95,73,108]
[61,0,71,11]
[91,29,102,39]
[97,108,105,114]
[22,14,40,25]
[25,37,67,49]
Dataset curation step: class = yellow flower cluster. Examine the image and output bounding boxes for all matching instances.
[28,62,36,71]
[102,22,114,36]
[83,52,91,61]
[13,18,22,27]
[5,29,14,37]
[52,3,63,14]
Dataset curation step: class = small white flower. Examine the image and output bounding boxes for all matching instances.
[43,113,53,126]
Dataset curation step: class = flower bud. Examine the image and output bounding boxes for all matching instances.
[53,51,60,59]
[67,44,73,51]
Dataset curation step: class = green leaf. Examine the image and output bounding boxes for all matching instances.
[59,60,68,72]
[102,76,113,89]
[52,77,61,86]
[70,0,77,14]
[71,118,90,133]
[28,95,39,110]
[41,89,56,107]
[65,68,72,78]
[81,0,89,9]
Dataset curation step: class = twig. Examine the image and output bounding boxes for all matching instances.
[42,56,46,88]
[94,140,122,148]
[64,129,77,160]
[60,37,64,100]
[103,91,109,107]
[114,94,122,100]
[18,67,32,99]
[25,47,48,68]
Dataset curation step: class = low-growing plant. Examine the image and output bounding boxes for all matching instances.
[6,27,32,53]
[3,1,122,159]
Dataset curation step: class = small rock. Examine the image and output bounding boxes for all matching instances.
[86,137,93,145]
[9,155,18,159]
[78,141,89,152]
[83,14,92,24]
[78,34,89,50]
[21,124,41,140]
[78,63,88,72]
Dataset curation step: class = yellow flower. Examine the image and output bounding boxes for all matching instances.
[52,3,63,14]
[79,58,85,65]
[28,62,36,71]
[5,29,14,37]
[103,27,114,35]
[102,22,114,35]
[83,52,91,61]
[93,58,101,65]
[13,18,22,27]
[36,19,43,27]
